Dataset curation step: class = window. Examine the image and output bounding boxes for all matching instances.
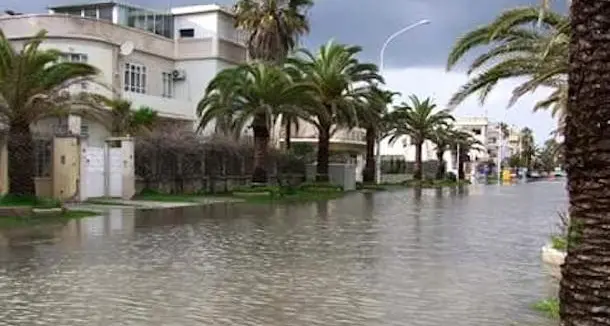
[80,122,89,137]
[60,52,88,63]
[179,28,195,38]
[472,128,482,135]
[34,139,52,177]
[123,7,173,38]
[124,63,147,94]
[83,7,97,18]
[98,7,113,21]
[162,72,174,98]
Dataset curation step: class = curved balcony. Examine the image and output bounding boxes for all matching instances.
[280,123,367,151]
[0,14,246,62]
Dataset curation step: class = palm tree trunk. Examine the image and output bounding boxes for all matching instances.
[251,121,270,184]
[458,153,465,180]
[316,125,331,182]
[435,149,445,180]
[414,141,423,180]
[8,121,36,196]
[560,1,610,325]
[284,121,291,150]
[363,127,376,183]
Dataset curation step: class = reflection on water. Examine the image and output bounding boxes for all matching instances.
[0,182,566,326]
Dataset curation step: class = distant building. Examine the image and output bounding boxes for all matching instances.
[379,115,525,177]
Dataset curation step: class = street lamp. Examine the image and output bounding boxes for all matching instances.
[375,19,431,184]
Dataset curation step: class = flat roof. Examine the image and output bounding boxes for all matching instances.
[171,4,234,16]
[49,0,233,16]
[49,0,121,9]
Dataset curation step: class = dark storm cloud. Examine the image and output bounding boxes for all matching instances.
[4,0,541,68]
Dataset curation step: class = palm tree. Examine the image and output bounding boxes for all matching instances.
[430,125,456,180]
[279,108,302,150]
[446,7,568,115]
[0,29,98,196]
[197,63,313,183]
[499,122,510,139]
[519,127,535,169]
[452,131,483,180]
[286,41,382,181]
[387,96,454,181]
[79,95,158,136]
[233,0,313,62]
[559,3,610,324]
[361,86,399,183]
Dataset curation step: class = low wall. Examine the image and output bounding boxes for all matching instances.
[35,177,53,198]
[381,174,412,184]
[305,164,357,191]
[136,174,305,194]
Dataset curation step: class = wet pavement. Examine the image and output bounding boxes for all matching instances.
[0,181,566,326]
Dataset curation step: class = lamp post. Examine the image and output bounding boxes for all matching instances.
[375,19,431,184]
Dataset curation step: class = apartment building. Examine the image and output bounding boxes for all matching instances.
[1,1,372,182]
[486,122,522,163]
[0,0,248,146]
[379,116,524,176]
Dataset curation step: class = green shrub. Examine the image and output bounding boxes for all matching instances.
[532,298,560,319]
[298,182,342,192]
[232,185,279,194]
[0,195,61,208]
[139,188,162,196]
[551,235,567,251]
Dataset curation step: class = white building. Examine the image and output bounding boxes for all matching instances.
[0,0,248,146]
[379,115,523,176]
[1,1,371,184]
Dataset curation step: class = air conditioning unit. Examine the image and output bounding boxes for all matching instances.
[172,69,186,81]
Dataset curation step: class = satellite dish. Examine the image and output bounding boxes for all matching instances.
[119,41,134,56]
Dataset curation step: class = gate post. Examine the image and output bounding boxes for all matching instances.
[79,138,88,202]
[120,138,135,200]
[52,136,80,201]
[0,134,8,195]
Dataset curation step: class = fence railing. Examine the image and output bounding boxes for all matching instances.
[135,129,307,194]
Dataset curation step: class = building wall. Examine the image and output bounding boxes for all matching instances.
[379,136,437,162]
[0,14,245,128]
[174,11,219,37]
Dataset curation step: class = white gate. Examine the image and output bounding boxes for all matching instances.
[109,148,123,197]
[83,146,105,198]
[81,142,124,200]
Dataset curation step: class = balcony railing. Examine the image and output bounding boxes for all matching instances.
[280,127,366,145]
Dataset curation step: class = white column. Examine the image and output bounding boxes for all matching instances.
[121,138,135,200]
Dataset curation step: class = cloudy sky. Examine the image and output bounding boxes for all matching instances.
[5,0,562,143]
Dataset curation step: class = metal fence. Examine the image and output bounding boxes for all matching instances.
[135,129,306,194]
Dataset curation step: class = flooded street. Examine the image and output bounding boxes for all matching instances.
[0,182,566,326]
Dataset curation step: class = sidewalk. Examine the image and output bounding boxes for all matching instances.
[81,196,244,209]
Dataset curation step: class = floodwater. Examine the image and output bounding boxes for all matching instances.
[0,181,566,326]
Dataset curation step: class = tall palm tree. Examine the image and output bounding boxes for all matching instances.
[233,0,313,62]
[387,96,454,180]
[286,41,382,181]
[446,7,568,115]
[279,108,302,150]
[559,1,610,324]
[430,125,456,180]
[0,29,98,196]
[197,63,313,183]
[452,131,483,180]
[361,86,399,183]
[519,127,535,169]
